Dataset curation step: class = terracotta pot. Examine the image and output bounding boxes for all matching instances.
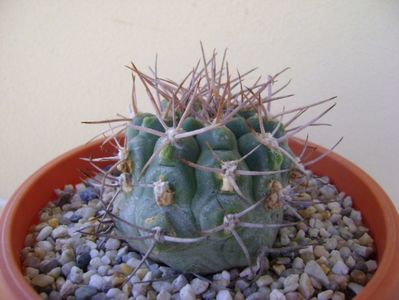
[0,138,398,299]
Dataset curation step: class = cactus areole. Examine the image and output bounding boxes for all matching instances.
[87,48,339,275]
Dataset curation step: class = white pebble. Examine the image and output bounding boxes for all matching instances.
[90,249,99,258]
[283,274,299,293]
[85,240,97,249]
[157,290,171,300]
[216,289,233,300]
[332,260,349,275]
[327,202,341,214]
[343,216,357,232]
[339,247,351,258]
[319,228,331,238]
[299,273,315,299]
[317,289,333,300]
[304,260,329,288]
[332,291,345,300]
[75,206,96,219]
[239,265,259,278]
[98,265,111,276]
[51,225,69,239]
[350,210,362,223]
[90,257,102,268]
[36,240,53,252]
[105,238,121,250]
[190,278,209,295]
[179,284,196,300]
[36,226,53,241]
[83,270,96,284]
[126,257,142,268]
[106,288,123,298]
[172,274,188,292]
[152,281,173,293]
[69,266,83,283]
[320,184,337,199]
[348,282,364,295]
[352,244,373,257]
[89,274,106,290]
[256,274,274,287]
[292,257,305,270]
[324,237,338,250]
[270,289,286,300]
[366,260,378,272]
[101,255,111,265]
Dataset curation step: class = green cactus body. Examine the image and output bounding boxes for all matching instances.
[114,112,292,274]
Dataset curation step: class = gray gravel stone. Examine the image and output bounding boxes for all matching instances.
[25,267,39,279]
[75,286,98,300]
[60,280,77,298]
[48,290,62,300]
[365,260,377,272]
[40,259,60,273]
[31,274,54,288]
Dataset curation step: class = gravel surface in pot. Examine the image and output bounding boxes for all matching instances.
[21,171,377,300]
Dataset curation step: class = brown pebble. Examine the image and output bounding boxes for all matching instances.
[350,269,367,285]
[320,263,330,275]
[272,264,286,275]
[111,274,125,286]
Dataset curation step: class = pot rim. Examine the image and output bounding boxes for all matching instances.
[0,138,398,299]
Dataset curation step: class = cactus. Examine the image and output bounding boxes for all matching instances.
[84,47,341,277]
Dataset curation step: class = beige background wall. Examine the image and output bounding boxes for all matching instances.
[0,1,398,208]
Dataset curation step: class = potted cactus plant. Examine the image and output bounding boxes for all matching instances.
[0,48,398,299]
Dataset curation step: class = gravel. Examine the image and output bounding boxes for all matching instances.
[21,172,378,299]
